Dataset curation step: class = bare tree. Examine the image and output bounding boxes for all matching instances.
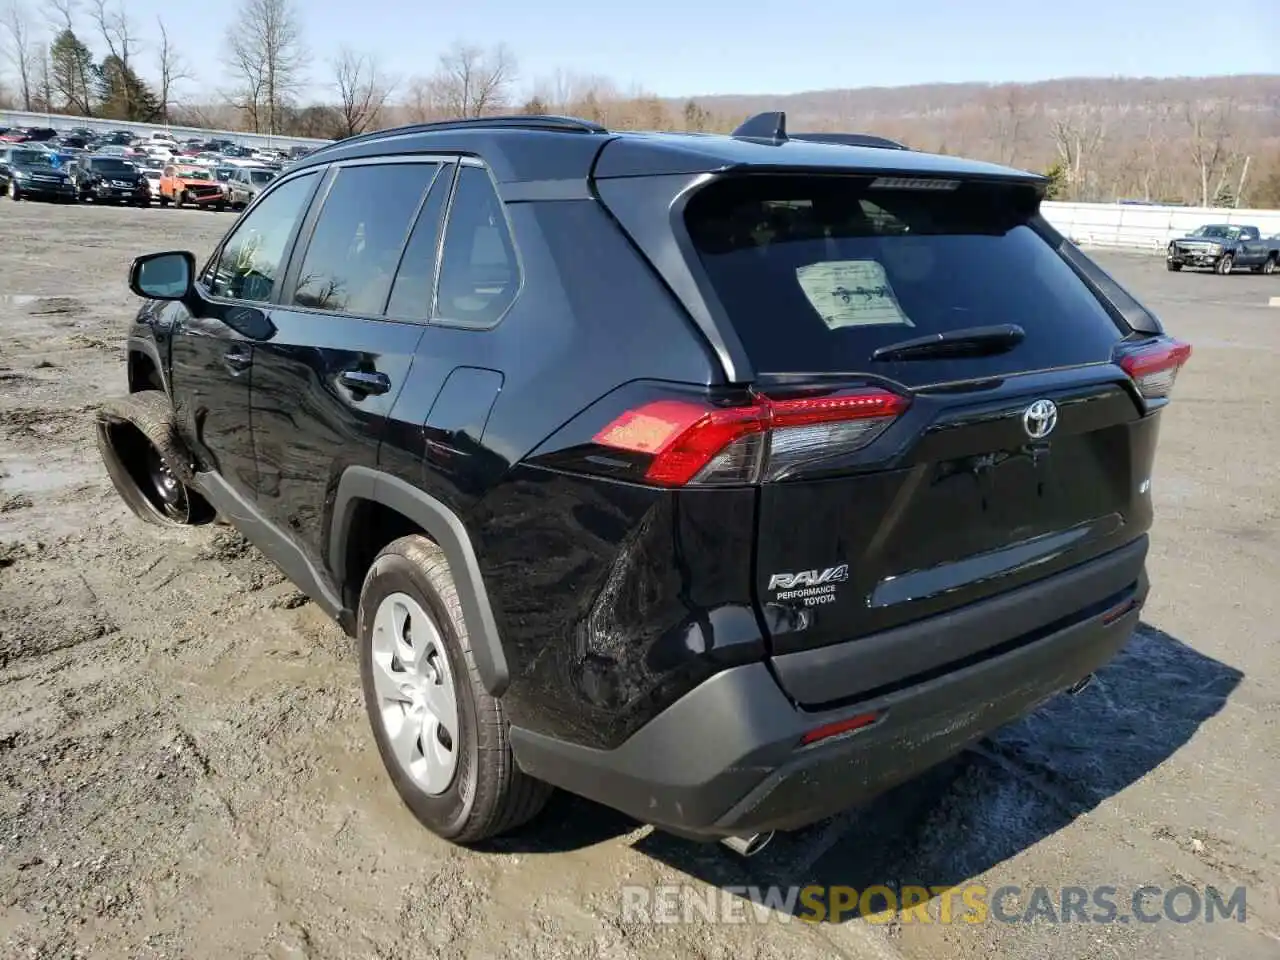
[1050,104,1108,201]
[222,0,305,134]
[430,41,515,118]
[987,85,1030,167]
[45,0,73,32]
[155,15,189,123]
[1,0,37,110]
[89,0,133,67]
[33,38,50,110]
[1184,99,1239,208]
[332,47,394,137]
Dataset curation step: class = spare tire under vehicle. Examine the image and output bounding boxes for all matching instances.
[95,390,215,526]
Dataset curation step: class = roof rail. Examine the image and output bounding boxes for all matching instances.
[730,111,910,150]
[308,114,609,158]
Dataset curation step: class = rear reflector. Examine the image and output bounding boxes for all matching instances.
[593,389,909,486]
[799,711,882,746]
[1118,338,1191,399]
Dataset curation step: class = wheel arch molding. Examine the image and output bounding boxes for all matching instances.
[329,466,510,697]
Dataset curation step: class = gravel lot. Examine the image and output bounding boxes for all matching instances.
[0,201,1277,960]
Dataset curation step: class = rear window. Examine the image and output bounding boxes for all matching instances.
[684,175,1127,381]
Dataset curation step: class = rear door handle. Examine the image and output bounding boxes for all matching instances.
[339,369,391,396]
[224,347,252,373]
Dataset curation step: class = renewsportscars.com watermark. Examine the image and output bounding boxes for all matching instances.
[621,884,1251,925]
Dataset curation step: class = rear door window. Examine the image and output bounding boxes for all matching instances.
[288,162,440,316]
[384,164,455,322]
[684,175,1128,384]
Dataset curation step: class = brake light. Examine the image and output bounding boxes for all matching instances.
[592,389,909,486]
[1118,339,1191,399]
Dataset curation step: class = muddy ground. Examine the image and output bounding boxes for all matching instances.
[0,200,1277,960]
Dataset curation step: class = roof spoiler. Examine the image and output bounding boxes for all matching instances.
[731,111,910,150]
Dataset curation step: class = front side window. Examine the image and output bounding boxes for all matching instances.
[205,172,317,303]
[434,165,520,326]
[289,162,439,316]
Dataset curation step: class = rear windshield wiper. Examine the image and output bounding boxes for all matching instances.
[871,323,1026,362]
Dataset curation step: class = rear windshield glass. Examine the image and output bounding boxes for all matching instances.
[684,175,1127,380]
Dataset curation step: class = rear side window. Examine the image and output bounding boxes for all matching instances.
[684,175,1127,381]
[289,162,439,316]
[434,165,519,327]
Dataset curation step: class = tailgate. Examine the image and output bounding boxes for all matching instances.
[680,171,1166,664]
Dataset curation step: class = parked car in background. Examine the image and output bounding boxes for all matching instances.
[140,167,163,198]
[0,146,76,201]
[1,127,58,143]
[224,165,276,208]
[1166,224,1278,275]
[157,163,228,209]
[71,155,151,205]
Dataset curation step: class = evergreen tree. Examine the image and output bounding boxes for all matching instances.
[1043,160,1068,200]
[682,99,711,132]
[95,54,161,121]
[50,29,94,115]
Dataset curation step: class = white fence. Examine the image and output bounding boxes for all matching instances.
[1041,201,1280,252]
[0,108,329,151]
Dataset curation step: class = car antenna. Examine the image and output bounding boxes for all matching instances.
[732,111,788,144]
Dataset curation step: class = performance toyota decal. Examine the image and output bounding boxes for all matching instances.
[767,564,849,606]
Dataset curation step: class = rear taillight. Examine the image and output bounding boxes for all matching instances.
[593,389,909,487]
[1118,338,1192,399]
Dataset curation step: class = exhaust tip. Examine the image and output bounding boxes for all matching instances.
[1066,673,1095,696]
[720,832,774,857]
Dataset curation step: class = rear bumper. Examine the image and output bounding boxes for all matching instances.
[510,541,1148,839]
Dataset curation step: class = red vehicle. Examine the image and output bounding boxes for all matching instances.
[157,164,228,210]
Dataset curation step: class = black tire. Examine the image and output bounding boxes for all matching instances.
[176,190,186,208]
[1166,261,1181,272]
[214,202,225,212]
[1216,254,1234,275]
[95,390,214,527]
[8,181,20,201]
[358,535,551,843]
[1263,255,1277,276]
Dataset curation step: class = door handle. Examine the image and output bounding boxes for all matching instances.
[223,347,252,373]
[339,369,391,396]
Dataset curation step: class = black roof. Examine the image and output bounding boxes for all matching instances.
[290,112,1043,187]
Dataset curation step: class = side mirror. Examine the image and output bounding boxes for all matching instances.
[129,251,195,300]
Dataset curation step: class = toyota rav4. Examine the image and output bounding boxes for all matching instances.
[98,113,1190,852]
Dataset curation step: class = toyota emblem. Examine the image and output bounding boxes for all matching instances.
[1022,399,1058,439]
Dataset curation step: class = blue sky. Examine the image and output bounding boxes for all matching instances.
[45,0,1280,99]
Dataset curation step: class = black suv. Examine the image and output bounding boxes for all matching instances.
[71,155,151,205]
[98,113,1190,852]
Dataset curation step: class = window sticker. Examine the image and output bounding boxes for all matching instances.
[795,259,914,329]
